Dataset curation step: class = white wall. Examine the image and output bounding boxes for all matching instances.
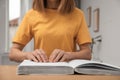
[0,0,9,53]
[81,0,120,66]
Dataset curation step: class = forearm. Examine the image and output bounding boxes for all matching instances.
[9,48,27,62]
[71,48,91,60]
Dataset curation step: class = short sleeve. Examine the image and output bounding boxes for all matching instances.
[76,13,92,45]
[13,13,33,45]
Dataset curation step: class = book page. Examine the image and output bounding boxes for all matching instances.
[68,59,120,69]
[18,60,75,75]
[19,60,70,67]
[68,59,93,68]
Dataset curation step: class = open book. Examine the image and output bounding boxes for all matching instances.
[17,60,120,75]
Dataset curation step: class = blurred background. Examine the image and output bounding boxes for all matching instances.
[0,0,120,66]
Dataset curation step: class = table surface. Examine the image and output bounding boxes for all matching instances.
[0,66,120,80]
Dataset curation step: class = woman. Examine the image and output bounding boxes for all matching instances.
[9,0,92,62]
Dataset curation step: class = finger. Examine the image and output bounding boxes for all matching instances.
[49,49,60,62]
[39,49,48,62]
[54,51,64,62]
[35,53,42,62]
[33,51,43,62]
[31,55,38,62]
[59,56,66,62]
[40,49,48,62]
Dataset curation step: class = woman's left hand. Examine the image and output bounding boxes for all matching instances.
[49,49,74,62]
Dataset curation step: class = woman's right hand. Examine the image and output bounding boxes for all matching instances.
[26,49,49,62]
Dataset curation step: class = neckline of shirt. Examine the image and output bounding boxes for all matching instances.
[45,8,58,12]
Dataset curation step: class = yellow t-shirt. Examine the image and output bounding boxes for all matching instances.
[13,8,92,56]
